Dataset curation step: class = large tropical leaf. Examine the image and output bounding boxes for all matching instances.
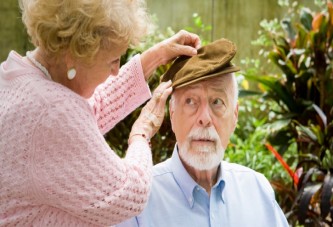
[244,74,299,112]
[320,173,333,219]
[300,7,314,31]
[297,183,321,224]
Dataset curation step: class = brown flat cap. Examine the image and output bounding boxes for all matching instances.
[161,38,240,89]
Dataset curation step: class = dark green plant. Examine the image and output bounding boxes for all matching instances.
[243,0,333,225]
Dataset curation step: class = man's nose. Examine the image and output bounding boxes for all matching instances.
[197,105,212,127]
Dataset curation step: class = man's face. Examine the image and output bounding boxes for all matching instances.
[169,74,238,170]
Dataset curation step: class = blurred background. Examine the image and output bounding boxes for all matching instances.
[1,1,332,226]
[0,0,315,63]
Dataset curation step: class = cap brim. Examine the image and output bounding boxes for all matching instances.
[172,65,241,89]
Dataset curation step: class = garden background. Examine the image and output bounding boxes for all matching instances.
[1,0,332,226]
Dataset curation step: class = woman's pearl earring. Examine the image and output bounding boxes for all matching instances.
[67,68,76,80]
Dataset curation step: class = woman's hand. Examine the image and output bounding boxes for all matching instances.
[157,30,201,64]
[141,30,201,80]
[129,80,173,145]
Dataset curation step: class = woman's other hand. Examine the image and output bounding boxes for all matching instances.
[129,80,173,145]
[141,30,201,79]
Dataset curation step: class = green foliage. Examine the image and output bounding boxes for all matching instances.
[243,0,333,225]
[184,13,212,45]
[230,76,299,210]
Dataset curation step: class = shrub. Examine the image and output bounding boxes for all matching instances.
[243,0,333,225]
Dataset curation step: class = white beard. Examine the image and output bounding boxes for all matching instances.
[178,127,225,171]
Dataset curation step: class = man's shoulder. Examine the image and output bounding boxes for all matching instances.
[222,161,273,192]
[222,161,269,181]
[152,158,172,177]
[222,161,256,172]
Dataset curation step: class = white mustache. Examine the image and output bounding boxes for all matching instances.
[188,128,219,142]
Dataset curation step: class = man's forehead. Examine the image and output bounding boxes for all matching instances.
[177,76,230,92]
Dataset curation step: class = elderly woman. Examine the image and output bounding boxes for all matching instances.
[0,0,200,226]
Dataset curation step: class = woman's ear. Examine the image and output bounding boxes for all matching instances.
[64,51,73,67]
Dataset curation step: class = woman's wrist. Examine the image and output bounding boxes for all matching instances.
[128,133,151,147]
[140,45,163,81]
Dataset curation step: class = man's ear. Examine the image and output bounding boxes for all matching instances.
[233,102,239,129]
[169,102,175,132]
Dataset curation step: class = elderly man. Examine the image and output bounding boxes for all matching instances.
[117,39,289,227]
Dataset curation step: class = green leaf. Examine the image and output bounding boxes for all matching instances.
[295,24,310,48]
[320,173,333,219]
[300,8,314,31]
[309,124,324,145]
[296,124,318,143]
[298,183,322,224]
[312,104,327,127]
[238,89,262,98]
[244,74,298,112]
[265,119,292,133]
[298,154,322,166]
[281,18,296,40]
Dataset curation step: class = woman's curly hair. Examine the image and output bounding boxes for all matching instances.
[19,0,151,60]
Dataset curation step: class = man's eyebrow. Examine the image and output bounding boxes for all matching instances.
[186,84,201,89]
[211,85,227,93]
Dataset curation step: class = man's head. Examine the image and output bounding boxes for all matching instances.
[169,74,238,170]
[163,38,240,171]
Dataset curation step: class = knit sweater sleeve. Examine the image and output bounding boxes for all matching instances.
[88,54,151,135]
[30,97,152,226]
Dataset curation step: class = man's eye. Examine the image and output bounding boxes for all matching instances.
[185,98,195,105]
[213,98,224,106]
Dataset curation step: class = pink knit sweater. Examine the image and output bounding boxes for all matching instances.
[0,51,153,226]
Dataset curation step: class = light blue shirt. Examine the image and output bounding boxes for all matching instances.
[117,146,289,227]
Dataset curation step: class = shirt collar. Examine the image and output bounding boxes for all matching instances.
[216,163,226,203]
[169,145,226,207]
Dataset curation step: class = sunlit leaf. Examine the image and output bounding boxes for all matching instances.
[281,18,296,40]
[266,119,291,133]
[312,104,327,127]
[278,59,286,65]
[309,124,324,145]
[296,124,318,142]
